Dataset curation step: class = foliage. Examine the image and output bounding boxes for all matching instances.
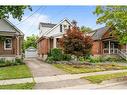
[94,6,127,44]
[0,6,32,21]
[80,26,92,33]
[83,72,127,84]
[60,26,93,58]
[0,65,32,80]
[50,48,63,61]
[0,36,6,42]
[0,83,35,89]
[24,34,38,49]
[46,48,72,62]
[79,57,85,62]
[62,54,72,61]
[53,63,127,74]
[46,56,54,63]
[86,56,124,63]
[0,58,24,67]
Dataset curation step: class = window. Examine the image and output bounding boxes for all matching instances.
[104,42,109,48]
[68,25,71,29]
[60,24,62,32]
[4,38,12,50]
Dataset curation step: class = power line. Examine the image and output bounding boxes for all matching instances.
[16,6,43,26]
[26,6,47,33]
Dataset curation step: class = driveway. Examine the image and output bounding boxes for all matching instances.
[25,58,66,77]
[25,58,127,89]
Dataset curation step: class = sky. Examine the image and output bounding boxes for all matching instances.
[9,6,104,37]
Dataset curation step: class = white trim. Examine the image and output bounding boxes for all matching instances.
[53,38,57,48]
[109,41,111,54]
[4,38,12,50]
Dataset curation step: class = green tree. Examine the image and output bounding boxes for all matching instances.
[80,26,92,33]
[60,27,93,59]
[24,34,38,49]
[0,6,32,20]
[94,6,127,44]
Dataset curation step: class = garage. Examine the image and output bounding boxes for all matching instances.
[25,47,37,58]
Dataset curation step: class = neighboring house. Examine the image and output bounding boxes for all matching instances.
[37,18,72,59]
[86,27,127,59]
[0,19,24,60]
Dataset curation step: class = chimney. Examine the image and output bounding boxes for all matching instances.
[71,20,77,27]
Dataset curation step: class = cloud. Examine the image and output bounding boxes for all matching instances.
[9,13,50,37]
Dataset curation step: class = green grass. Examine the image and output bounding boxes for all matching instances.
[0,83,35,89]
[0,64,32,80]
[82,72,127,84]
[53,63,127,74]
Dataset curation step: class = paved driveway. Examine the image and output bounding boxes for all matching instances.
[25,58,66,77]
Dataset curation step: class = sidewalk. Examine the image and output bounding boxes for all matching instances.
[61,81,127,89]
[0,69,127,86]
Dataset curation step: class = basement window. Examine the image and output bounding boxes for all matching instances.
[4,38,12,50]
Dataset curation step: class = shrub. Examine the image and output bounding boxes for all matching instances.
[0,58,24,67]
[87,56,103,63]
[46,56,54,63]
[79,57,85,62]
[50,48,63,61]
[62,54,71,61]
[15,58,24,64]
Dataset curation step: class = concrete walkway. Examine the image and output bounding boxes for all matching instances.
[25,58,66,77]
[1,69,127,86]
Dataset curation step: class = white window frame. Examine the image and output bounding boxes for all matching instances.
[4,38,12,50]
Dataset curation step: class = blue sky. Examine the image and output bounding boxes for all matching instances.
[9,6,104,37]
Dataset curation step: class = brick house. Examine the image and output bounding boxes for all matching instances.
[86,27,127,59]
[0,19,24,60]
[37,18,72,60]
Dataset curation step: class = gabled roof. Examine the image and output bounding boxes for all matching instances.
[91,27,110,40]
[4,19,24,36]
[39,22,56,28]
[43,18,72,36]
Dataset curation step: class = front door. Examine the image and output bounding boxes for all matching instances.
[111,43,114,54]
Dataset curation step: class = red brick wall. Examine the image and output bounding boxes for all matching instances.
[38,38,49,55]
[92,41,103,55]
[0,37,17,55]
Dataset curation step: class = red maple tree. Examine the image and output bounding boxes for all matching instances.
[60,26,93,58]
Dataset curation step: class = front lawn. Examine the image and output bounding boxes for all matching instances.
[0,64,32,80]
[53,63,127,74]
[82,72,127,84]
[0,83,35,89]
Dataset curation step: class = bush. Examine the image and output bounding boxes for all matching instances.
[46,56,54,63]
[62,54,71,61]
[0,58,24,67]
[50,48,63,61]
[15,58,24,64]
[86,55,123,63]
[46,48,72,62]
[79,57,85,62]
[87,56,103,63]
